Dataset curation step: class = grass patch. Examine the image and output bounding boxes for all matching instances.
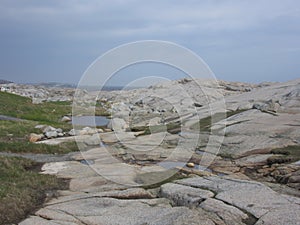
[0,92,71,126]
[0,141,78,154]
[0,91,109,124]
[0,120,40,142]
[0,120,78,154]
[0,156,69,225]
[190,109,247,132]
[269,145,300,164]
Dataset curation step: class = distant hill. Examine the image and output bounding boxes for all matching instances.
[0,79,13,84]
[30,82,76,88]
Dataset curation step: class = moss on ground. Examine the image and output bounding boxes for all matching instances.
[0,120,78,154]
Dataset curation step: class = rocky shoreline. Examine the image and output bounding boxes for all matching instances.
[3,78,300,224]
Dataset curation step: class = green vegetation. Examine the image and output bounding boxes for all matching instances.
[0,141,78,154]
[0,92,72,126]
[0,156,69,225]
[0,91,110,125]
[268,145,300,165]
[0,92,81,223]
[0,120,78,154]
[190,109,247,132]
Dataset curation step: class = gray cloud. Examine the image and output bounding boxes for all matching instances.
[0,0,299,84]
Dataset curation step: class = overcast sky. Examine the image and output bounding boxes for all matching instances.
[0,0,299,85]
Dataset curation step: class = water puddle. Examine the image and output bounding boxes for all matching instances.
[80,159,95,165]
[72,116,110,127]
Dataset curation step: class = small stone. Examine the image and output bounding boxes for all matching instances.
[43,126,56,133]
[187,162,195,168]
[35,124,47,130]
[57,132,64,137]
[61,116,71,122]
[45,131,58,139]
[68,129,77,136]
[84,134,101,146]
[29,133,43,142]
[56,128,63,133]
[104,128,112,132]
[82,127,97,135]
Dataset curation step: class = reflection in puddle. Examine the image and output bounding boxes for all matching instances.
[80,159,95,165]
[72,116,109,127]
[195,150,205,155]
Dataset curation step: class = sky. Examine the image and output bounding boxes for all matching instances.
[0,0,299,86]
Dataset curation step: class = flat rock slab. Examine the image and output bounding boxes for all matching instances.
[20,198,217,225]
[37,136,77,145]
[200,198,249,225]
[176,176,300,224]
[0,114,23,121]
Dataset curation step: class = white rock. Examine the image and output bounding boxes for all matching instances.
[43,126,56,133]
[61,116,71,122]
[107,118,128,131]
[45,131,58,139]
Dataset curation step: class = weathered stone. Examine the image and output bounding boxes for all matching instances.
[100,188,154,199]
[61,116,71,122]
[160,183,214,207]
[57,132,64,137]
[14,78,300,225]
[176,176,299,222]
[255,205,300,225]
[35,124,47,130]
[68,129,78,136]
[43,126,56,133]
[81,126,98,135]
[84,134,101,146]
[199,198,249,225]
[107,118,128,131]
[29,133,43,142]
[252,99,281,113]
[45,131,58,139]
[55,128,63,133]
[288,175,300,183]
[22,197,216,225]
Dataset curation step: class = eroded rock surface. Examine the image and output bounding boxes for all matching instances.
[17,78,300,224]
